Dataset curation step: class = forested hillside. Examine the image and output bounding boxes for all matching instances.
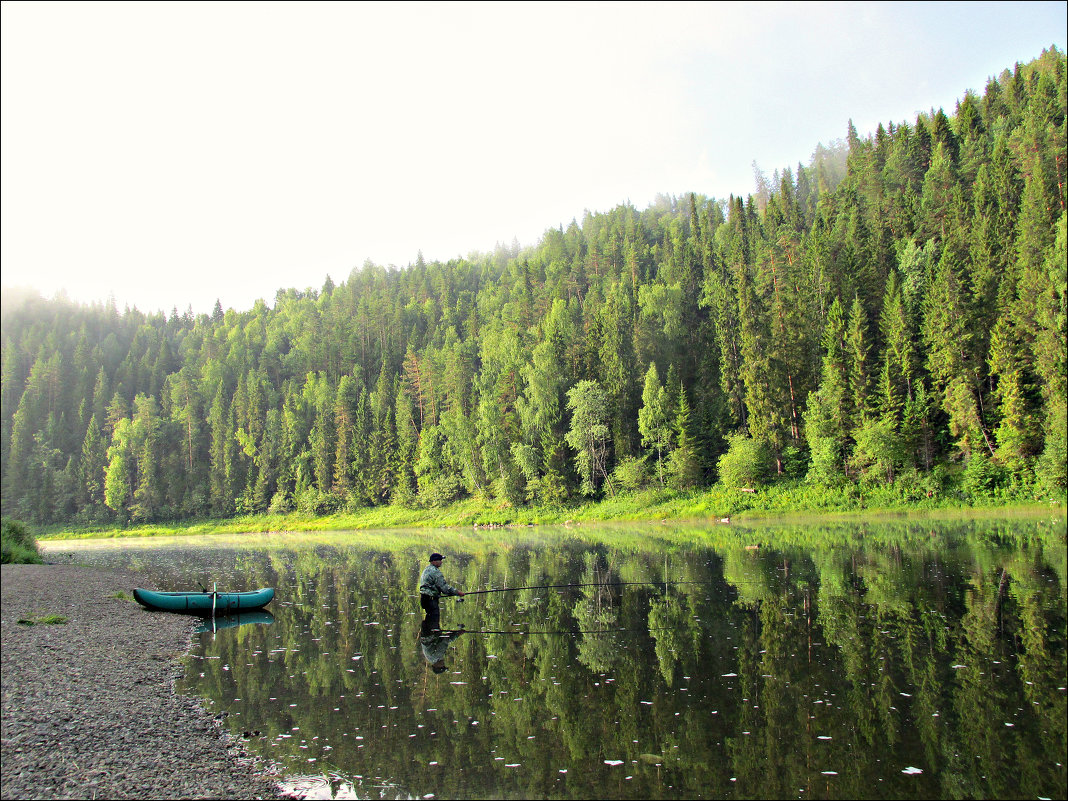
[3,50,1065,526]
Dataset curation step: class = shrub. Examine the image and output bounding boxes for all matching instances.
[489,465,526,507]
[531,471,570,507]
[417,474,465,508]
[780,444,809,480]
[806,437,844,484]
[612,455,653,492]
[851,417,902,484]
[1,518,43,564]
[893,469,942,502]
[389,480,416,508]
[667,442,703,490]
[716,434,772,488]
[268,489,295,515]
[961,451,1008,499]
[295,488,344,515]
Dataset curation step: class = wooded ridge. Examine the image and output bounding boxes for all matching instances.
[2,49,1065,526]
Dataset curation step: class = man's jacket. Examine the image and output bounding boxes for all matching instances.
[419,564,459,598]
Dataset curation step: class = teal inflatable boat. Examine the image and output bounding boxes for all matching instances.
[133,586,274,614]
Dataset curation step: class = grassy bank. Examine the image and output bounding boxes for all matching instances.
[36,480,1066,541]
[2,518,44,562]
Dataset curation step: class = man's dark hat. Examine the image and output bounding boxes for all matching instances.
[432,663,448,674]
[429,552,445,561]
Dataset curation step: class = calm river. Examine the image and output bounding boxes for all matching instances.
[46,515,1066,800]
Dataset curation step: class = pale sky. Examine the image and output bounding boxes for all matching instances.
[2,1,1065,316]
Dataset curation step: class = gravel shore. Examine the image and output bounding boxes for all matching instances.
[1,564,285,800]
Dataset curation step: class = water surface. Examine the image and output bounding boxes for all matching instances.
[47,516,1067,799]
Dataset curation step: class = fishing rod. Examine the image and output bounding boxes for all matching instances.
[432,625,685,636]
[460,580,702,596]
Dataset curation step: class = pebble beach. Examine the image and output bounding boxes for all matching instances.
[1,564,284,800]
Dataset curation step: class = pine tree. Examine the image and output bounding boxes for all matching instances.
[78,414,106,514]
[737,241,788,471]
[922,258,992,459]
[987,314,1037,473]
[596,283,637,461]
[370,365,398,503]
[637,362,672,486]
[104,417,133,521]
[1029,214,1067,489]
[667,386,702,489]
[846,294,871,426]
[514,337,566,502]
[333,374,358,499]
[306,374,336,496]
[130,394,162,521]
[879,271,916,406]
[208,385,233,516]
[475,327,525,504]
[565,380,611,497]
[392,384,419,504]
[805,298,851,481]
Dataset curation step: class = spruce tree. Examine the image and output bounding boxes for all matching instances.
[637,362,671,486]
[667,387,702,489]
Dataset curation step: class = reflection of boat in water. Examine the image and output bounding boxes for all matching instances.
[194,610,275,633]
[279,771,394,800]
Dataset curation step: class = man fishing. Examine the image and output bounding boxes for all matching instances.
[418,552,465,628]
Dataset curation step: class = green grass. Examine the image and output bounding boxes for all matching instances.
[1,540,44,563]
[17,613,69,626]
[110,591,135,601]
[36,479,1065,541]
[2,518,43,563]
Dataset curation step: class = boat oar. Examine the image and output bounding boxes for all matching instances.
[211,582,217,619]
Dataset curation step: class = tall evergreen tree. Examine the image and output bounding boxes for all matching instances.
[638,362,672,486]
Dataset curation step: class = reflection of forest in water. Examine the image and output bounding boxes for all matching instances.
[56,518,1066,799]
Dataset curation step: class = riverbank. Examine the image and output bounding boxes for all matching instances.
[36,482,1065,541]
[0,564,284,800]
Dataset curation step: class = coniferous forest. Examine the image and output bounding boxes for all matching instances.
[2,50,1066,527]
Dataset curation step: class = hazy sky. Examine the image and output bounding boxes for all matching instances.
[2,1,1065,315]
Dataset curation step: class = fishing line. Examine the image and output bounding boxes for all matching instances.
[462,580,703,595]
[431,626,685,635]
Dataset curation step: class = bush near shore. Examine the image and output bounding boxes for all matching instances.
[1,518,43,563]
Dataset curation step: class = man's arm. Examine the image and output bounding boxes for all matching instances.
[439,575,462,596]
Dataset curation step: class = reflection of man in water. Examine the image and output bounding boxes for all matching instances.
[418,552,465,628]
[420,618,465,673]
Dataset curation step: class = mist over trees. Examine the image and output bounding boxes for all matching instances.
[2,49,1065,525]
